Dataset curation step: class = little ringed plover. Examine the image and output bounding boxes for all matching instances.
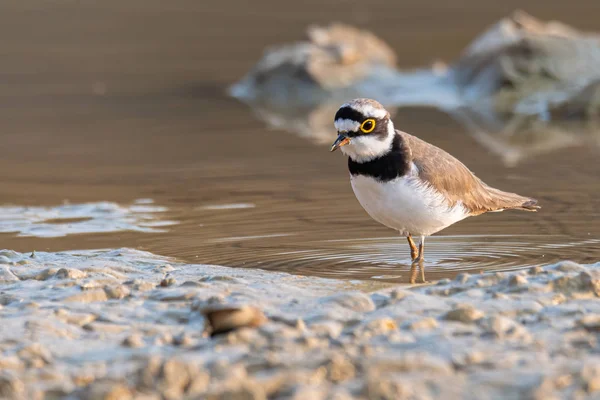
[330,98,540,263]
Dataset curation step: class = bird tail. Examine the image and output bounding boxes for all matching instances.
[484,186,540,212]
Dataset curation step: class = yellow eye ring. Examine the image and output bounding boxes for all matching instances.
[360,119,376,133]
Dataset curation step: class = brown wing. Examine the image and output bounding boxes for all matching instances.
[398,130,539,215]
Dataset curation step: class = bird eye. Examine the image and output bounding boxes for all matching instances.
[360,119,376,133]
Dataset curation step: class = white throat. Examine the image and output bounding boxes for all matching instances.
[340,120,395,163]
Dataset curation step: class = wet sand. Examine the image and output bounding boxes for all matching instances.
[1,249,600,398]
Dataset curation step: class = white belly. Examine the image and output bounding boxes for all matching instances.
[350,174,469,236]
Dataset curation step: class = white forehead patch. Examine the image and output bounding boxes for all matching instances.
[334,119,360,132]
[341,102,388,119]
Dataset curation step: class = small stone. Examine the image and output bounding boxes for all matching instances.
[555,261,586,273]
[320,292,375,312]
[407,317,438,331]
[187,371,210,396]
[0,372,25,399]
[295,319,307,331]
[444,305,485,324]
[154,333,173,346]
[309,321,343,338]
[55,268,87,280]
[173,333,194,347]
[582,364,600,393]
[0,356,23,371]
[480,316,530,340]
[357,318,397,337]
[586,377,600,393]
[179,281,207,288]
[552,271,600,296]
[64,289,108,303]
[454,273,471,284]
[160,277,176,287]
[55,309,97,326]
[122,333,145,348]
[577,314,600,332]
[0,266,19,283]
[104,285,130,299]
[158,359,193,398]
[326,354,355,382]
[367,353,453,375]
[85,381,132,400]
[529,266,544,275]
[17,343,53,366]
[205,379,266,400]
[201,305,267,336]
[290,386,327,400]
[130,280,156,292]
[137,356,163,389]
[390,290,409,300]
[509,275,528,286]
[83,322,128,334]
[34,268,59,280]
[211,361,247,381]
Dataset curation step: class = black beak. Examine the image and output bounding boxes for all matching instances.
[330,133,350,152]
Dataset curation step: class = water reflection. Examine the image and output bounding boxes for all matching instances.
[238,97,600,167]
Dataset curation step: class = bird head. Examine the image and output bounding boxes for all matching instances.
[331,98,395,162]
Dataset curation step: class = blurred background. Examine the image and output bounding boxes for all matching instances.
[1,0,599,283]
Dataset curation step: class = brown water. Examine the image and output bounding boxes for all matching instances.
[1,1,600,283]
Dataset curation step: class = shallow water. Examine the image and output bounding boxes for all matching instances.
[1,1,600,283]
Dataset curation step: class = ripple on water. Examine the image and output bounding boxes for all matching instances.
[183,234,600,283]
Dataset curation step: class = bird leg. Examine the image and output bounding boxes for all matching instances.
[406,235,419,261]
[409,259,426,284]
[414,236,425,262]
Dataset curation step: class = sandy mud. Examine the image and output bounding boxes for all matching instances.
[1,249,599,399]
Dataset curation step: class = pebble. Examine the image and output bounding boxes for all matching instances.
[444,305,485,324]
[576,314,600,332]
[205,379,266,400]
[325,354,355,382]
[480,316,530,341]
[104,285,130,299]
[160,277,177,287]
[508,275,529,287]
[320,292,375,313]
[529,266,544,275]
[355,318,397,337]
[0,266,19,283]
[0,356,23,371]
[555,261,587,273]
[0,372,25,399]
[122,333,145,348]
[201,305,267,336]
[129,280,156,292]
[64,289,108,303]
[408,317,438,331]
[83,322,128,334]
[454,273,471,284]
[55,309,97,326]
[82,381,132,400]
[55,268,87,280]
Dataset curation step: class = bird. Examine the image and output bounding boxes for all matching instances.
[330,98,539,264]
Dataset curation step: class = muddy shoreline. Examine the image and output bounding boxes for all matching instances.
[1,248,599,399]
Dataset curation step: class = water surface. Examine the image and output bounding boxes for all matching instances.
[1,1,599,283]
